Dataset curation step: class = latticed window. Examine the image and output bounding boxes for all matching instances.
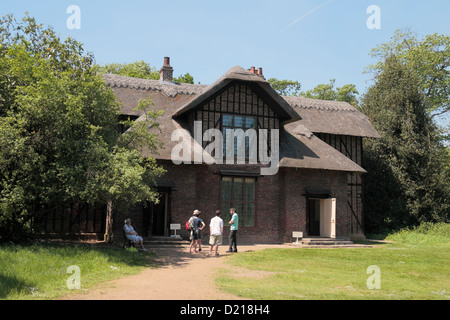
[221,176,256,227]
[222,114,257,160]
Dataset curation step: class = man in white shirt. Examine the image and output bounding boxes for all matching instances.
[209,210,223,256]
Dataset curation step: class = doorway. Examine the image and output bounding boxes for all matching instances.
[143,191,170,237]
[309,199,321,236]
[308,198,336,238]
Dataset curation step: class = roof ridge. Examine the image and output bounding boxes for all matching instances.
[102,73,207,97]
[282,95,357,112]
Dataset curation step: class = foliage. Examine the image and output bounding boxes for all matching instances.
[268,77,359,107]
[267,78,302,96]
[302,79,359,107]
[98,61,196,84]
[366,29,450,118]
[98,60,160,80]
[173,72,195,84]
[0,14,165,241]
[361,55,450,233]
[386,222,450,246]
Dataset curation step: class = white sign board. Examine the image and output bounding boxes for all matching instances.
[292,231,303,238]
[170,224,181,238]
[293,231,303,244]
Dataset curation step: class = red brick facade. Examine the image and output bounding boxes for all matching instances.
[116,160,350,244]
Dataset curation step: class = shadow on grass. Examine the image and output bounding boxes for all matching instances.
[6,241,158,268]
[0,274,36,299]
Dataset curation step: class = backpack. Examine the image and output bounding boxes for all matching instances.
[186,217,194,231]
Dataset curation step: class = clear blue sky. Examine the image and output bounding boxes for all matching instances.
[1,1,449,119]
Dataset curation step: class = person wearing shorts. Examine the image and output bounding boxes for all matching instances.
[209,210,223,256]
[189,210,205,253]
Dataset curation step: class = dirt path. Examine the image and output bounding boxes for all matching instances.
[61,244,287,300]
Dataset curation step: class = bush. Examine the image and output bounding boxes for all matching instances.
[386,222,450,245]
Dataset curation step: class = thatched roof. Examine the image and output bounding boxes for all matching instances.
[102,66,378,173]
[283,96,380,138]
[172,66,301,124]
[280,124,366,173]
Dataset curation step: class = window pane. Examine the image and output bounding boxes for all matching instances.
[245,203,255,227]
[233,203,244,221]
[233,177,244,202]
[245,117,256,129]
[222,202,231,226]
[222,114,233,127]
[244,178,255,202]
[234,116,244,128]
[222,177,232,202]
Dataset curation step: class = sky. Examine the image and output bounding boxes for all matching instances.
[1,0,449,124]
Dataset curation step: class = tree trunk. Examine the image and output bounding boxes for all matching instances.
[104,200,114,243]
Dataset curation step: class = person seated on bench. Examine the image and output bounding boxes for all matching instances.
[123,218,147,252]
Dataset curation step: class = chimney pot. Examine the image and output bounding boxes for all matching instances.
[257,67,263,76]
[164,56,170,66]
[250,66,256,74]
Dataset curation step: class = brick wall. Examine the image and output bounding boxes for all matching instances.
[113,160,351,244]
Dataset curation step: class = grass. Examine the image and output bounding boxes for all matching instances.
[0,242,156,300]
[216,223,450,300]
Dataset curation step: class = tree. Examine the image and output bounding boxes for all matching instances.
[0,14,165,241]
[99,61,196,84]
[173,72,195,84]
[268,77,359,107]
[302,79,359,107]
[267,78,302,96]
[361,55,449,233]
[366,30,450,118]
[98,60,159,80]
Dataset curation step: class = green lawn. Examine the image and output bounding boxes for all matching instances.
[0,242,155,300]
[216,223,450,300]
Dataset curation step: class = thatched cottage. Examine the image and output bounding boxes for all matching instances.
[35,57,379,244]
[101,57,380,244]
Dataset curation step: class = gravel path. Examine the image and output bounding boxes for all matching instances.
[61,244,288,300]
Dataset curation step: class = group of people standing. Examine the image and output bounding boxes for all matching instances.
[188,208,238,256]
[122,208,239,255]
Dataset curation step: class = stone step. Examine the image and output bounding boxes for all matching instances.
[143,236,189,246]
[300,237,354,246]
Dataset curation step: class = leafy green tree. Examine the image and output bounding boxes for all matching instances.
[0,14,165,241]
[302,79,337,101]
[99,61,196,84]
[267,78,302,96]
[367,30,450,118]
[362,55,449,233]
[98,60,160,80]
[173,72,195,84]
[268,77,359,107]
[302,79,359,107]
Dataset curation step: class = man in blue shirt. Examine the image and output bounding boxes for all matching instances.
[226,208,238,253]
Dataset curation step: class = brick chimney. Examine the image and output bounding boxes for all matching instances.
[257,67,264,78]
[248,66,264,79]
[160,57,173,82]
